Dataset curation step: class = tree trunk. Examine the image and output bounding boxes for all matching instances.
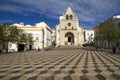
[5,42,8,53]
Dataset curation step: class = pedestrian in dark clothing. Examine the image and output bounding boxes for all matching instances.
[95,46,98,49]
[113,46,116,53]
[38,47,41,51]
[95,45,97,50]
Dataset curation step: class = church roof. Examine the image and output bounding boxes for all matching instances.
[65,7,74,15]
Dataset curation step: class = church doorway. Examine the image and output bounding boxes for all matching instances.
[65,32,74,45]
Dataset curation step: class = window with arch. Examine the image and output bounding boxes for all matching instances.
[70,15,73,19]
[66,15,69,20]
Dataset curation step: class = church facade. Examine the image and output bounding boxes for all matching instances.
[55,7,84,46]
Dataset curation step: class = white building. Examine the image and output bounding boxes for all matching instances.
[84,30,94,43]
[9,22,52,52]
[55,7,84,46]
[51,30,56,43]
[35,22,52,49]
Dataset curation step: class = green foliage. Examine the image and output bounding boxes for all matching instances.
[0,25,4,42]
[0,24,10,42]
[0,24,34,45]
[94,18,120,48]
[26,33,34,45]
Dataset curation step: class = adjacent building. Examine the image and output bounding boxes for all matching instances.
[51,30,56,43]
[10,22,52,51]
[84,30,94,44]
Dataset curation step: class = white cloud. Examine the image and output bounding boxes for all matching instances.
[0,0,120,28]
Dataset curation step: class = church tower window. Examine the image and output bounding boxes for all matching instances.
[68,23,71,26]
[70,15,73,19]
[66,15,69,20]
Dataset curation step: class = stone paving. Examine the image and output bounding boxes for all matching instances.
[0,46,120,80]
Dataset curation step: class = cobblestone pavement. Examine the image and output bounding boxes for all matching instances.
[0,46,120,80]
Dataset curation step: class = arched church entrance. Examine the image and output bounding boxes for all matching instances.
[65,32,74,45]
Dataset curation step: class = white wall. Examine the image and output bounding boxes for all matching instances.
[84,30,94,43]
[35,22,52,49]
[55,25,60,46]
[8,42,18,52]
[45,28,52,47]
[25,31,42,50]
[11,22,52,51]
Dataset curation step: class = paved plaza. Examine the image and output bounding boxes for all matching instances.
[0,46,120,80]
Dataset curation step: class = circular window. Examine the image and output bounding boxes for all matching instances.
[68,23,71,26]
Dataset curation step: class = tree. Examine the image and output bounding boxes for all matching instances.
[26,33,34,45]
[0,24,34,53]
[0,25,5,52]
[0,24,11,53]
[17,31,33,44]
[94,18,120,49]
[25,33,34,50]
[94,22,107,48]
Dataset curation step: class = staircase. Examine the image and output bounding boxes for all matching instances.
[54,45,82,50]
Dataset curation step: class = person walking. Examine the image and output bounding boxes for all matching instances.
[112,44,116,53]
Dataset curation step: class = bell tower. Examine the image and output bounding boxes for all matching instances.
[60,7,79,30]
[56,6,84,46]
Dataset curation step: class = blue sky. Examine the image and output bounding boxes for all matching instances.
[0,0,120,29]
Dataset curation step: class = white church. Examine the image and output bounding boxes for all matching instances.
[55,7,85,46]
